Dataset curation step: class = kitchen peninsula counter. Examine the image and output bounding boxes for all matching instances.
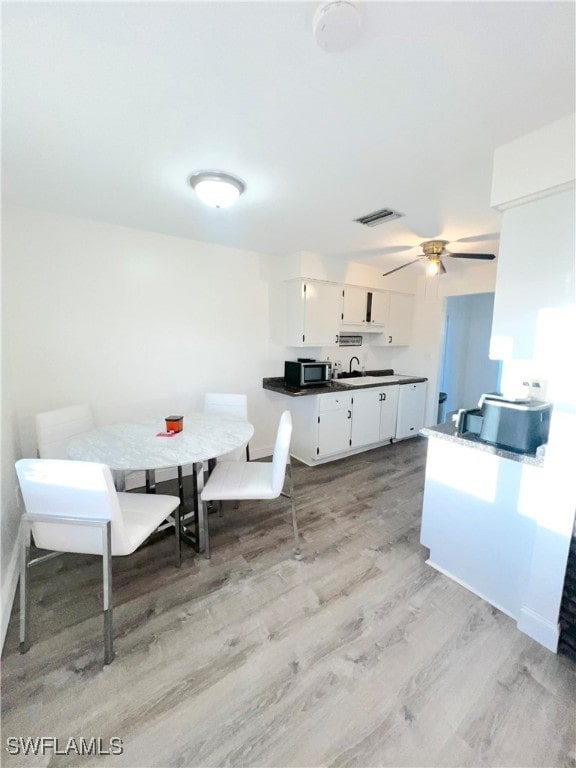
[420,419,548,645]
[421,422,545,467]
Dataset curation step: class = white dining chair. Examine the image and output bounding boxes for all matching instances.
[35,404,95,459]
[15,458,181,665]
[200,410,301,560]
[203,393,250,461]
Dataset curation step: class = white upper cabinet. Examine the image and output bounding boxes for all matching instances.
[341,286,367,325]
[285,279,342,347]
[285,279,415,347]
[369,291,389,326]
[373,292,414,346]
[342,287,389,329]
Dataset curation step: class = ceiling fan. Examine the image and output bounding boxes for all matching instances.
[382,240,496,277]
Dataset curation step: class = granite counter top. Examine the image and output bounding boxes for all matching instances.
[420,421,545,467]
[262,377,351,396]
[263,374,428,397]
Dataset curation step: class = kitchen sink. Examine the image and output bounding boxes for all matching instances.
[338,375,401,386]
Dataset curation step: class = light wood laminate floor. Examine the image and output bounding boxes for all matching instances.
[2,437,575,767]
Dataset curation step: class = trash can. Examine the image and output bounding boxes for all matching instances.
[438,392,447,423]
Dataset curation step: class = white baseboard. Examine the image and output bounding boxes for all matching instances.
[1,519,22,650]
[426,559,517,620]
[427,559,560,653]
[517,607,560,652]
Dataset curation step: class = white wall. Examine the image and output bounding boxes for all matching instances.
[1,261,23,646]
[3,206,289,459]
[491,113,576,210]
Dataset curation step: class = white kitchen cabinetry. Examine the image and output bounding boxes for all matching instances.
[341,286,366,325]
[341,287,388,329]
[318,393,352,458]
[396,382,427,440]
[373,292,414,346]
[285,279,342,347]
[289,391,353,464]
[285,280,414,346]
[370,291,389,326]
[351,386,399,448]
[289,383,420,465]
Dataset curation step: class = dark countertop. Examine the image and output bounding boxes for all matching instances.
[420,421,545,467]
[263,372,428,397]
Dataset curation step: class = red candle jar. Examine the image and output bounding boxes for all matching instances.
[165,415,183,433]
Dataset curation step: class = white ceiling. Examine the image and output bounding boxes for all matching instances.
[3,1,575,274]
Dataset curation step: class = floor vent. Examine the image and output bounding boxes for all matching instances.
[354,208,404,227]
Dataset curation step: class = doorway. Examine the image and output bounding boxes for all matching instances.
[439,292,501,421]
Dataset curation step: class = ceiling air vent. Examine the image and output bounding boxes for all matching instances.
[354,208,404,227]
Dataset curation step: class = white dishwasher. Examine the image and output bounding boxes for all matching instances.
[396,381,427,439]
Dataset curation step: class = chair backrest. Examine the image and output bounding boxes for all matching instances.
[35,404,95,459]
[203,393,248,420]
[204,393,249,461]
[271,411,293,496]
[15,459,130,556]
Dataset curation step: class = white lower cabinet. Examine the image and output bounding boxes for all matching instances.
[396,382,427,440]
[290,384,421,465]
[351,386,399,448]
[317,393,352,457]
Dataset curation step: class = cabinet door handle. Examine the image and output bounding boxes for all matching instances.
[347,410,352,419]
[335,334,339,344]
[388,335,392,344]
[382,392,386,400]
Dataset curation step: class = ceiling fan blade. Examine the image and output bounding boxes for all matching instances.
[446,252,495,260]
[382,257,423,277]
[439,258,447,274]
[455,233,499,244]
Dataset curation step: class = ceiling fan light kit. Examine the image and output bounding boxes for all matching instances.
[382,239,496,277]
[189,170,245,208]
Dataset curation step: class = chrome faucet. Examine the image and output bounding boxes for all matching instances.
[349,356,360,373]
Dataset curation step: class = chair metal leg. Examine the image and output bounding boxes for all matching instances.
[286,461,302,560]
[145,469,156,494]
[175,504,182,568]
[177,465,184,507]
[194,461,211,559]
[112,470,126,492]
[19,519,31,654]
[102,521,114,665]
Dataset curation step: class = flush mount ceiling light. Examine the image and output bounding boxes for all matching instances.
[189,171,246,208]
[313,0,362,52]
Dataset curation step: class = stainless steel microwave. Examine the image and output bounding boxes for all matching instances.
[285,360,332,388]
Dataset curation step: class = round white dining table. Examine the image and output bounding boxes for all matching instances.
[66,412,254,558]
